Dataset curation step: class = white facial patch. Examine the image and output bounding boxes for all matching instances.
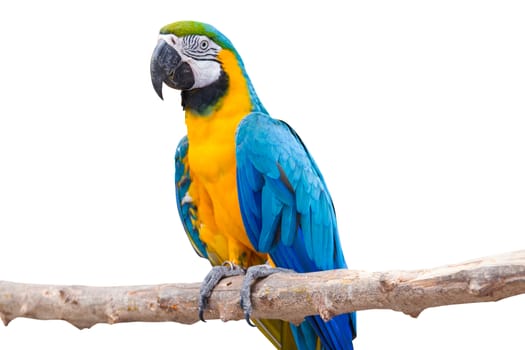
[158,33,222,89]
[189,59,222,89]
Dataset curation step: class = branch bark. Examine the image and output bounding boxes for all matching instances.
[1,250,524,329]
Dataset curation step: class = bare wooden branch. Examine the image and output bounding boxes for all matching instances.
[1,250,524,329]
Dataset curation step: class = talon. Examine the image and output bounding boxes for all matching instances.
[198,288,208,322]
[245,314,256,327]
[199,309,206,323]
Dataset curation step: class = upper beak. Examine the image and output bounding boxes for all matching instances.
[150,39,194,99]
[150,40,180,100]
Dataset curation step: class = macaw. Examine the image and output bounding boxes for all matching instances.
[150,21,356,350]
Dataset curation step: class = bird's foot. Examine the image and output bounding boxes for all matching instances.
[240,264,293,326]
[199,262,245,322]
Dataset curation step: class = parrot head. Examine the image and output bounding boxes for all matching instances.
[150,21,237,100]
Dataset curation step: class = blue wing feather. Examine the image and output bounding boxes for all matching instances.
[236,112,345,270]
[175,136,208,259]
[280,203,297,246]
[236,112,355,350]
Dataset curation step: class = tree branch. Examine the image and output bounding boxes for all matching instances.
[1,250,524,329]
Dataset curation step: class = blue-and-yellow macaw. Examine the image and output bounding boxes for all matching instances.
[150,21,356,350]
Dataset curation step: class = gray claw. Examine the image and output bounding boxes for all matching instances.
[199,264,245,322]
[240,265,293,326]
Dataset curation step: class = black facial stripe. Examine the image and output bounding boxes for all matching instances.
[184,35,199,49]
[184,55,220,63]
[182,35,219,59]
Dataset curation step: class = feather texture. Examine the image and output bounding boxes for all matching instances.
[236,113,355,349]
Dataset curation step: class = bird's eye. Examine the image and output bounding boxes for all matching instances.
[200,40,209,50]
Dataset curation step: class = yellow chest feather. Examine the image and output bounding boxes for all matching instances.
[183,49,266,267]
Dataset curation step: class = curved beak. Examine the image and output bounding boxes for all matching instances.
[150,40,194,100]
[150,40,180,100]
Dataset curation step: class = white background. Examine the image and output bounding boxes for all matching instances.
[1,1,524,349]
